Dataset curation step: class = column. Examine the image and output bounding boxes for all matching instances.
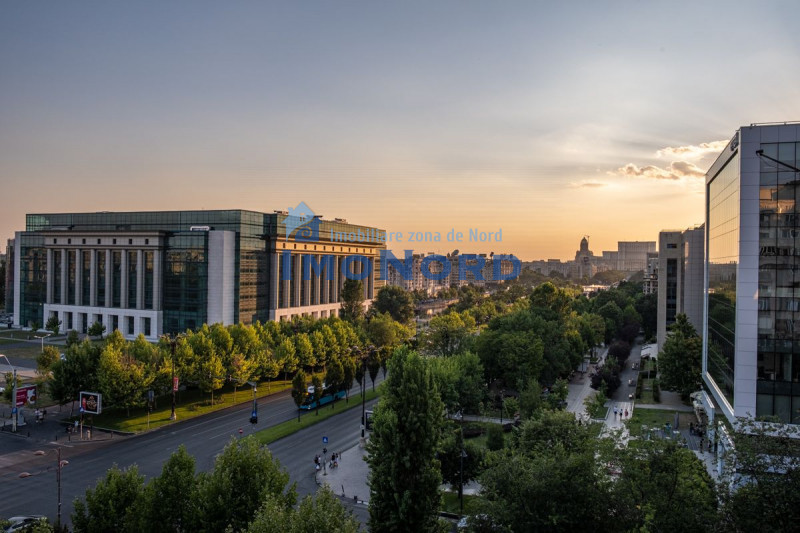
[60,248,67,305]
[281,253,291,309]
[74,249,82,306]
[269,252,279,312]
[320,257,329,305]
[330,255,339,303]
[314,257,321,306]
[302,256,311,307]
[368,253,375,299]
[338,255,346,296]
[152,249,162,310]
[292,253,301,308]
[120,250,128,308]
[105,250,112,307]
[46,249,53,304]
[89,249,97,307]
[136,249,144,310]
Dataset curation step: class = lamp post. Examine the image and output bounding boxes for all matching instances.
[0,354,17,432]
[33,332,52,352]
[24,449,68,529]
[247,380,258,426]
[456,410,467,514]
[161,333,184,420]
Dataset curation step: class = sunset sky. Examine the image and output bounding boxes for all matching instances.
[3,1,800,260]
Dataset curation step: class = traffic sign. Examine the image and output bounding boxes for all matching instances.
[11,407,17,414]
[322,436,328,444]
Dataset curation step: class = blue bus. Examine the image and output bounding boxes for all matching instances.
[299,384,346,410]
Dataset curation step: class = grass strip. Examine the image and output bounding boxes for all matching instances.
[255,388,381,445]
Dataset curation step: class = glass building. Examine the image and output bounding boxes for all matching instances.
[9,210,385,340]
[703,123,800,425]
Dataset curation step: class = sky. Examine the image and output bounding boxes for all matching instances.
[2,1,800,260]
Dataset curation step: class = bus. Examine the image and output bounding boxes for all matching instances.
[299,384,346,410]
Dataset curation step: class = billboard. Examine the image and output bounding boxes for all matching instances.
[79,391,102,415]
[15,385,37,407]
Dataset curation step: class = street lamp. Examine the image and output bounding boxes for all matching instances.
[456,410,467,514]
[161,333,185,421]
[23,449,69,529]
[0,354,18,432]
[33,332,52,352]
[247,381,258,426]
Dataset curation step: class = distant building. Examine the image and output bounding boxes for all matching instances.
[571,236,596,279]
[643,256,658,295]
[656,225,704,349]
[617,241,656,272]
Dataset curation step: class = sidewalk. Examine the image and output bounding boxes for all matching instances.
[316,443,371,504]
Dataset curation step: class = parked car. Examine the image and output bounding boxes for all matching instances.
[4,516,47,532]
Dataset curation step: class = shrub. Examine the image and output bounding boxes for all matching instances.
[486,424,504,451]
[652,379,661,403]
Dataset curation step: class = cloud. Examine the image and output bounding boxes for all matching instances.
[615,160,705,180]
[656,140,728,159]
[570,181,607,188]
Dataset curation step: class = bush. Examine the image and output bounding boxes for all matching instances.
[635,377,643,399]
[66,330,80,347]
[486,424,504,451]
[608,340,632,363]
[652,379,661,403]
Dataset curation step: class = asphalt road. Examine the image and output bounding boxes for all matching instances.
[0,375,384,526]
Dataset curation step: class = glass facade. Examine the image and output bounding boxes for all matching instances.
[706,152,740,407]
[666,258,678,325]
[757,142,800,424]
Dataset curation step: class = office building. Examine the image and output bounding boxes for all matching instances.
[656,224,704,349]
[8,210,386,341]
[617,241,656,272]
[703,122,800,425]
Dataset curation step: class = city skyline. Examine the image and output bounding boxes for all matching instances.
[2,2,800,259]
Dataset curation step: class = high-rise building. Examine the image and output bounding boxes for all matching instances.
[703,122,800,425]
[8,210,386,340]
[571,236,595,279]
[656,224,704,349]
[617,241,656,272]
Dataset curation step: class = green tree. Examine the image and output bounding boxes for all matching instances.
[373,285,415,324]
[197,351,225,406]
[49,340,101,414]
[72,464,145,533]
[547,378,569,409]
[229,351,255,403]
[45,315,62,336]
[37,345,60,378]
[276,337,298,382]
[139,445,198,533]
[424,312,476,356]
[309,330,328,371]
[311,375,324,416]
[367,348,443,532]
[658,314,702,400]
[291,370,307,421]
[194,437,296,533]
[341,354,356,402]
[609,439,717,533]
[325,357,345,409]
[66,329,80,347]
[340,279,365,321]
[486,424,505,451]
[97,344,152,416]
[294,333,316,370]
[438,424,484,503]
[245,486,359,533]
[87,321,106,339]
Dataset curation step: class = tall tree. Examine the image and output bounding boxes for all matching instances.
[372,285,415,324]
[658,314,702,400]
[72,465,145,533]
[139,445,198,533]
[276,337,298,382]
[294,333,316,370]
[45,315,62,336]
[229,351,255,403]
[339,279,365,321]
[194,437,296,533]
[291,370,307,421]
[97,344,152,416]
[367,348,443,532]
[324,357,345,409]
[245,486,360,533]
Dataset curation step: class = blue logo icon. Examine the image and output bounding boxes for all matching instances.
[322,436,328,444]
[284,201,319,242]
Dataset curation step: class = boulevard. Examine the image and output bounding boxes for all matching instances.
[0,376,382,526]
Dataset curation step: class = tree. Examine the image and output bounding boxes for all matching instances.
[438,424,484,503]
[294,333,316,370]
[373,285,415,324]
[658,314,702,400]
[276,337,298,382]
[97,344,152,416]
[45,315,62,336]
[49,340,101,414]
[367,348,443,532]
[424,311,476,356]
[325,358,345,409]
[291,370,307,421]
[72,464,145,533]
[88,321,106,339]
[311,375,323,416]
[546,377,569,410]
[66,329,80,347]
[245,486,359,533]
[194,437,296,533]
[139,445,198,533]
[341,355,356,402]
[37,345,60,378]
[339,279,365,321]
[197,351,225,406]
[229,351,255,403]
[609,439,717,533]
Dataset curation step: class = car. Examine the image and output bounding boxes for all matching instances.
[4,516,47,532]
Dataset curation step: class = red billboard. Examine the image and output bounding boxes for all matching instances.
[79,391,102,415]
[15,385,37,407]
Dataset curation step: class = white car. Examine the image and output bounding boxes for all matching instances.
[4,516,47,532]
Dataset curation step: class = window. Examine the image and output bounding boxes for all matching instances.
[667,243,677,249]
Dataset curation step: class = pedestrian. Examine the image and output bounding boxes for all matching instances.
[624,409,628,418]
[613,407,617,419]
